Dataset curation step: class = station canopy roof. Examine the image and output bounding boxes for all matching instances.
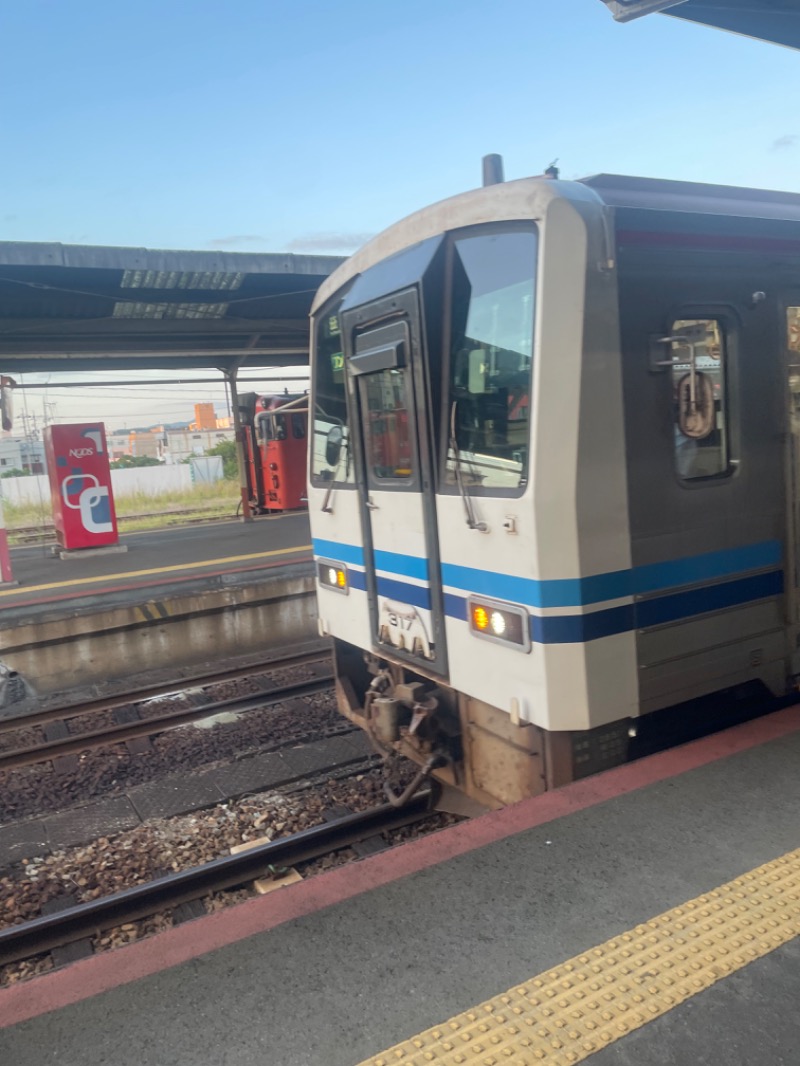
[0,242,344,374]
[601,0,800,49]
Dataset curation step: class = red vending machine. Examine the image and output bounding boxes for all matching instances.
[44,423,120,551]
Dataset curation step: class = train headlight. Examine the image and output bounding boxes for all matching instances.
[468,596,530,652]
[317,559,349,595]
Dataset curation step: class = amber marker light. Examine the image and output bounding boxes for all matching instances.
[467,595,531,652]
[317,559,349,595]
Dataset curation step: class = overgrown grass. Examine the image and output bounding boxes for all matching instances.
[2,480,241,539]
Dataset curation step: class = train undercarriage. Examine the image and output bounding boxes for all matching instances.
[331,639,632,810]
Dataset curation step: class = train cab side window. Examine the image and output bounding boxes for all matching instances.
[311,304,354,485]
[291,413,306,439]
[670,318,729,480]
[259,416,272,443]
[444,228,537,494]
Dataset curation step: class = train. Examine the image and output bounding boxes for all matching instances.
[307,161,800,809]
[237,391,309,513]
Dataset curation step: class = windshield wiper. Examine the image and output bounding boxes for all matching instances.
[320,424,348,514]
[449,401,488,532]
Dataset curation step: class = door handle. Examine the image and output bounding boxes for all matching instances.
[366,497,379,510]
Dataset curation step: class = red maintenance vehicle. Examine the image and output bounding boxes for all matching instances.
[238,392,309,513]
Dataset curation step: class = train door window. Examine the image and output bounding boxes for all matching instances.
[291,413,306,439]
[362,368,416,484]
[788,307,800,356]
[786,307,800,607]
[787,308,800,426]
[258,416,273,443]
[669,318,730,480]
[311,301,355,485]
[444,227,537,494]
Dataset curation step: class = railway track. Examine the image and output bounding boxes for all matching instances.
[0,791,435,968]
[0,646,334,772]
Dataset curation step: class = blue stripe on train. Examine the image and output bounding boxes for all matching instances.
[376,576,432,610]
[315,537,782,610]
[374,549,429,581]
[444,569,784,644]
[312,537,366,568]
[313,540,428,581]
[441,540,782,609]
[349,569,368,592]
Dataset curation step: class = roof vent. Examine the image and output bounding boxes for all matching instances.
[482,154,505,187]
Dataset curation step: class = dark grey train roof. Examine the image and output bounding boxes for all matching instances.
[581,173,800,222]
[0,242,344,374]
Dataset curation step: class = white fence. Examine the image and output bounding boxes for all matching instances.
[0,464,194,507]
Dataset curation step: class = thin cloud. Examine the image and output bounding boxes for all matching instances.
[285,232,374,253]
[207,235,267,248]
[771,134,799,151]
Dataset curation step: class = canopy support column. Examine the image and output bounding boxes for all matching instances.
[226,364,253,523]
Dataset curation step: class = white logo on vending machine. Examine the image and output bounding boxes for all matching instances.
[61,474,114,534]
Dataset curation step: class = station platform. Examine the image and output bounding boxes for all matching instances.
[0,514,316,705]
[1,705,798,1065]
[0,513,312,625]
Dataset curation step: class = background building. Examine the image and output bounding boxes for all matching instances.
[0,436,46,475]
[159,428,233,465]
[192,403,218,431]
[127,430,161,459]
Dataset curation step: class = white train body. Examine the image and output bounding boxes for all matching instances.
[308,172,795,806]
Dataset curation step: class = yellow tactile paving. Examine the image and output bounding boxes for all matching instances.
[358,848,800,1066]
[0,543,312,597]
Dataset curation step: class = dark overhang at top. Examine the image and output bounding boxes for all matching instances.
[0,242,344,374]
[600,0,800,49]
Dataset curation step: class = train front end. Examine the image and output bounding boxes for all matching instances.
[308,175,639,808]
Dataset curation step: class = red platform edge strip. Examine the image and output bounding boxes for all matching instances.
[2,704,798,1029]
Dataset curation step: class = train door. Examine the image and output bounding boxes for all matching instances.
[342,291,448,676]
[785,302,800,647]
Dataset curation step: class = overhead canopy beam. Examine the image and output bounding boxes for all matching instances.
[15,375,308,389]
[0,241,345,374]
[599,0,800,49]
[601,0,687,20]
[0,351,309,373]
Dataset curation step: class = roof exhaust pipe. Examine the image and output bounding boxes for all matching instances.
[482,154,504,187]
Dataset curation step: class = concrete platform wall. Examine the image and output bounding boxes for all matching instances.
[1,569,318,698]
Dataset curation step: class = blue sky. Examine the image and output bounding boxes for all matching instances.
[1,0,798,427]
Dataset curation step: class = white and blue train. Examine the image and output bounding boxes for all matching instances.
[308,162,798,807]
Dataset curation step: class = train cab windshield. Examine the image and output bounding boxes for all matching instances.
[445,226,537,494]
[311,302,354,485]
[311,225,538,497]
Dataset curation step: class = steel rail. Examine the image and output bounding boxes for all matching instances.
[0,674,335,772]
[0,791,434,966]
[0,643,331,735]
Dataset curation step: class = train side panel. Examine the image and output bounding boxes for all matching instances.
[614,214,790,711]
